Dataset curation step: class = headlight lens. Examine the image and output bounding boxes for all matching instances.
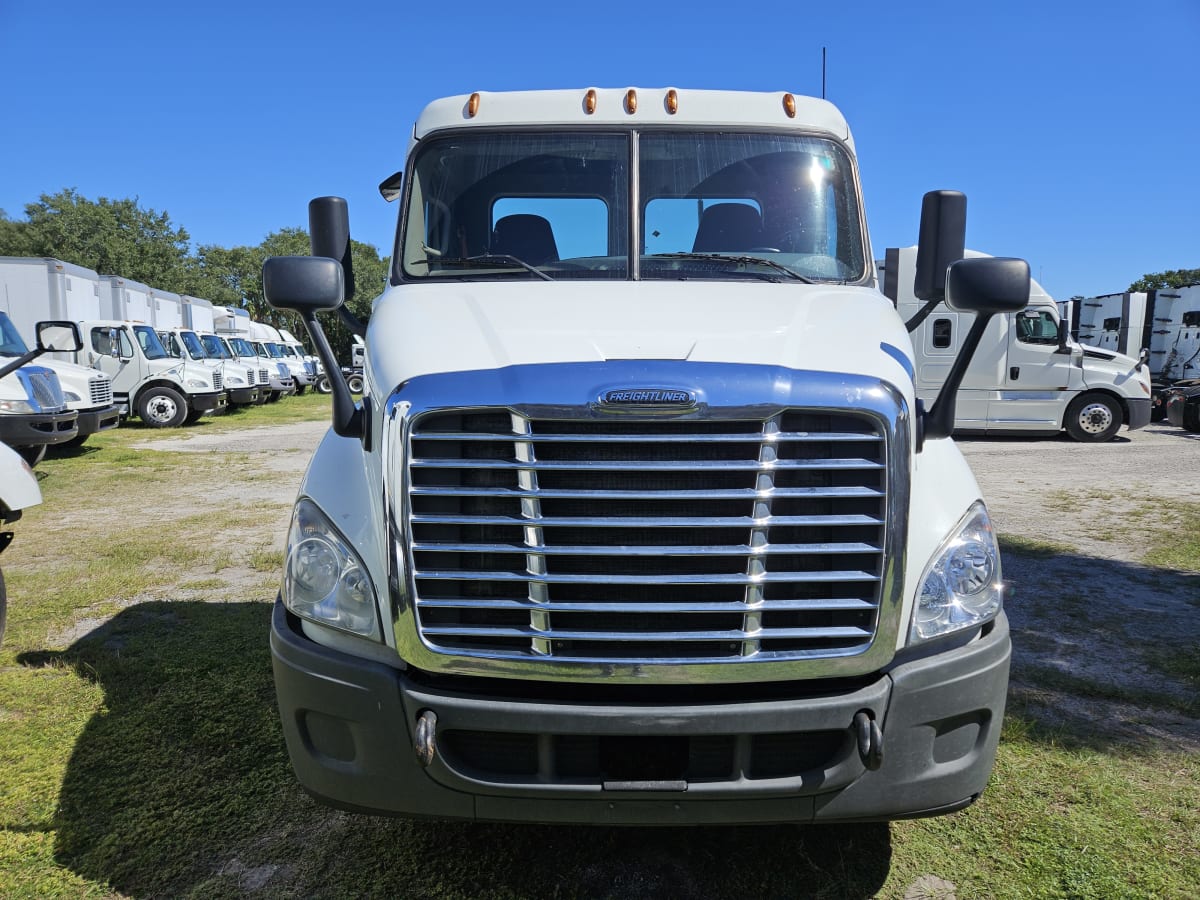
[0,399,37,413]
[186,378,209,388]
[226,375,245,386]
[910,502,1003,644]
[283,499,380,640]
[63,391,82,402]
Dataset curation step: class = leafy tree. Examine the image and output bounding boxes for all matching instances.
[2,189,192,291]
[1129,269,1200,292]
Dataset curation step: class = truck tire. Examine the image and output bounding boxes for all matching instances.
[1064,393,1122,443]
[137,386,188,428]
[1183,399,1200,433]
[315,375,332,394]
[294,384,307,396]
[347,374,364,394]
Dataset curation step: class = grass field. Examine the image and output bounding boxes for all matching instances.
[1,402,1197,898]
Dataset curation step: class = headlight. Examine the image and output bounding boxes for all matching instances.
[63,391,82,402]
[186,378,209,389]
[0,399,37,413]
[226,375,246,386]
[283,499,380,640]
[910,502,1003,644]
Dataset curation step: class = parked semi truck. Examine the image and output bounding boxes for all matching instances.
[249,321,310,395]
[881,247,1150,442]
[0,258,121,447]
[158,327,260,408]
[215,307,295,401]
[0,441,42,643]
[1065,285,1200,430]
[263,88,1032,825]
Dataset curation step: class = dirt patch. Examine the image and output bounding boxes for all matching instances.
[959,424,1200,749]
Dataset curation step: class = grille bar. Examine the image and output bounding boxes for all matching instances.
[415,569,879,585]
[411,513,883,527]
[412,541,880,556]
[411,457,884,473]
[414,430,882,444]
[422,625,872,642]
[412,484,879,500]
[417,597,877,613]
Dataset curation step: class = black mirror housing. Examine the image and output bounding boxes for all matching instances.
[36,320,83,353]
[914,190,967,302]
[263,256,345,313]
[944,257,1030,315]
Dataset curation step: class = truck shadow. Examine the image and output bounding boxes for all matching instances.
[18,601,892,898]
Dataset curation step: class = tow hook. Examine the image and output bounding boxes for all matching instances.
[414,710,438,767]
[854,711,884,771]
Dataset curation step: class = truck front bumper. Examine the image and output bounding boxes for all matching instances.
[75,404,121,437]
[1127,397,1152,431]
[226,387,260,405]
[0,409,78,448]
[190,391,227,414]
[271,601,1011,824]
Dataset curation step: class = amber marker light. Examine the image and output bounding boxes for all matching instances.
[665,89,678,114]
[625,89,638,114]
[585,89,597,114]
[467,92,481,118]
[782,93,796,118]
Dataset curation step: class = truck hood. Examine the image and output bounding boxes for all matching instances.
[367,282,916,393]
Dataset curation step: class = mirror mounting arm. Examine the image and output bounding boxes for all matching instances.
[302,309,364,442]
[921,313,995,447]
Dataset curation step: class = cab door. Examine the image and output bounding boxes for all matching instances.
[988,308,1082,431]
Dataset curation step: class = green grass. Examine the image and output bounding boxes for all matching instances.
[1,414,1198,898]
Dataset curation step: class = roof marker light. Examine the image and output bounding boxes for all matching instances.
[467,93,481,118]
[585,89,597,114]
[783,93,796,118]
[624,89,637,114]
[666,89,678,114]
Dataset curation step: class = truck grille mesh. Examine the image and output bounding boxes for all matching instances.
[212,371,223,391]
[88,376,113,406]
[20,369,65,411]
[406,410,887,663]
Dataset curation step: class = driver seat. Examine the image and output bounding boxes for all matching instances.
[491,214,560,266]
[692,203,763,252]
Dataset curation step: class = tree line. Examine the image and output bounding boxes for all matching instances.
[0,189,388,364]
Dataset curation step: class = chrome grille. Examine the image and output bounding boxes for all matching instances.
[407,409,887,665]
[88,375,113,406]
[213,371,223,391]
[259,368,270,385]
[18,368,65,412]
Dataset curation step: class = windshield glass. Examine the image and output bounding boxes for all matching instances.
[266,343,285,358]
[0,313,30,356]
[133,325,168,360]
[399,129,864,283]
[200,334,231,359]
[180,331,208,358]
[230,338,255,358]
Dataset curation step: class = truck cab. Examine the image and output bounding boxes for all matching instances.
[885,247,1151,441]
[264,88,1031,825]
[159,327,260,408]
[78,320,226,427]
[0,316,77,464]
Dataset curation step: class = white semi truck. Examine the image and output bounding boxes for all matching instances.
[0,318,79,464]
[881,247,1151,442]
[0,441,42,643]
[249,320,310,395]
[1065,285,1200,429]
[264,88,1032,825]
[0,258,121,446]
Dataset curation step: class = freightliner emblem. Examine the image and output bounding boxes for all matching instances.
[598,388,698,408]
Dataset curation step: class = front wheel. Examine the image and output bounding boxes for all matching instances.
[137,386,188,428]
[1064,393,1122,442]
[346,374,364,394]
[315,375,332,395]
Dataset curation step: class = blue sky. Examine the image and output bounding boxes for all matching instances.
[2,0,1197,300]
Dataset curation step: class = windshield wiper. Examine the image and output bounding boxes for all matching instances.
[414,254,554,282]
[650,252,815,283]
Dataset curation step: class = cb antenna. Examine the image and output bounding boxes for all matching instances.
[822,47,827,99]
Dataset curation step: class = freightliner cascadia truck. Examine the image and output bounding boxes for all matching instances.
[263,88,1030,825]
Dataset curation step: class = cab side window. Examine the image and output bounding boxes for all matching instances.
[1015,311,1059,345]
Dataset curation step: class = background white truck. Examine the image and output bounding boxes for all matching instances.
[215,307,294,401]
[0,317,78,464]
[0,258,121,446]
[1064,285,1200,429]
[263,87,1031,825]
[881,246,1151,441]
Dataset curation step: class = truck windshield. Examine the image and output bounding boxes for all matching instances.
[0,313,30,356]
[229,338,255,358]
[132,325,168,360]
[400,130,864,283]
[200,335,232,359]
[180,331,208,358]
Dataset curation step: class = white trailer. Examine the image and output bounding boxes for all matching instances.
[881,246,1150,441]
[100,275,157,325]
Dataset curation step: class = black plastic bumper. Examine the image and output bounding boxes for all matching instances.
[75,405,121,437]
[271,601,1011,824]
[190,391,226,413]
[0,409,78,448]
[1126,397,1152,431]
[226,387,260,405]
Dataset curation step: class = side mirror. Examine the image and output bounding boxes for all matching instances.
[263,254,362,440]
[36,320,83,353]
[309,196,366,338]
[922,257,1031,446]
[914,191,967,303]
